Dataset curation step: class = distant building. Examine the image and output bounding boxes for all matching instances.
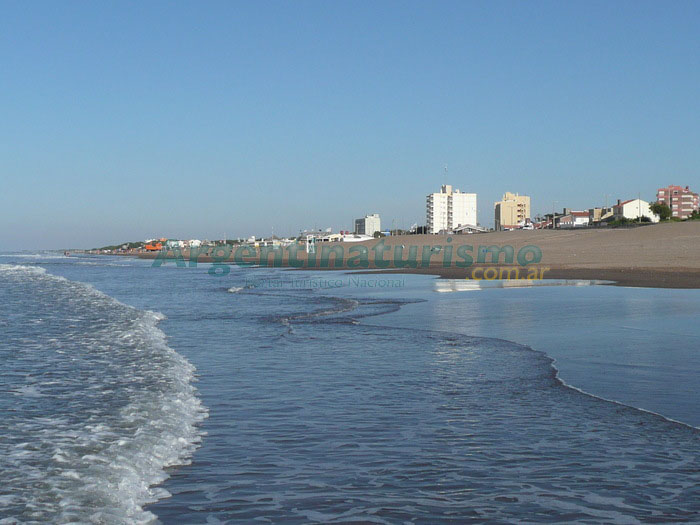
[559,211,590,228]
[540,209,568,229]
[656,185,699,219]
[494,192,531,230]
[453,224,491,234]
[166,239,185,249]
[342,233,374,242]
[426,185,477,234]
[613,199,660,223]
[354,214,381,236]
[300,230,343,243]
[588,207,614,225]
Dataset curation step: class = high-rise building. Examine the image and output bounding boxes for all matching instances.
[426,185,477,234]
[656,185,699,219]
[494,192,531,230]
[354,214,381,236]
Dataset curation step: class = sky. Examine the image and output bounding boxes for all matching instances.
[1,0,699,249]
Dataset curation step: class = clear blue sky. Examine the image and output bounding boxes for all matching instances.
[2,0,698,249]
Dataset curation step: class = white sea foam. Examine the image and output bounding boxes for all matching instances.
[0,264,209,522]
[12,385,44,397]
[0,263,48,276]
[0,253,68,259]
[549,358,700,431]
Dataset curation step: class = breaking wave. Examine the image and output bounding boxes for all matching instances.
[0,264,208,523]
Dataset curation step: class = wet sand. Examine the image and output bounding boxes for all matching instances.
[382,265,700,289]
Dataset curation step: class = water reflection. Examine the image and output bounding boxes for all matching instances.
[434,278,610,293]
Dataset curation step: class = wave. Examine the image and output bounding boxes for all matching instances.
[0,263,48,275]
[0,253,69,259]
[268,281,700,432]
[214,276,700,522]
[549,359,700,431]
[0,264,208,523]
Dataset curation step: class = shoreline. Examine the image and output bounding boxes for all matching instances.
[106,221,700,289]
[137,251,700,289]
[348,266,700,289]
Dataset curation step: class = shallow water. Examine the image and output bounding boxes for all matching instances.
[0,262,206,523]
[1,254,699,523]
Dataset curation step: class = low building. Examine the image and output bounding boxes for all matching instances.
[540,211,566,229]
[588,207,614,224]
[656,185,699,219]
[354,214,381,236]
[255,238,283,248]
[453,224,490,234]
[494,192,531,230]
[559,211,590,228]
[299,230,343,243]
[613,199,660,223]
[342,233,374,242]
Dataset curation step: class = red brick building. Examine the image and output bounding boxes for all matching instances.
[656,185,699,219]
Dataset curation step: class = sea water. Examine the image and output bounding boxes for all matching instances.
[1,253,699,523]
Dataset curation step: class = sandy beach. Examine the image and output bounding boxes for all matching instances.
[138,221,700,288]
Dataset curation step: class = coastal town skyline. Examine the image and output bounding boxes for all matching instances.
[83,179,696,257]
[3,1,699,250]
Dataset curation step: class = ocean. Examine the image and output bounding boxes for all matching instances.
[1,253,699,523]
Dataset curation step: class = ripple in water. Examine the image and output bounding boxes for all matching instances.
[3,263,700,523]
[149,277,700,523]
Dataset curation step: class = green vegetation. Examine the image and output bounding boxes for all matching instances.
[606,219,628,227]
[95,241,144,251]
[607,217,651,227]
[649,201,671,221]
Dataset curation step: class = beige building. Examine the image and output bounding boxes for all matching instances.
[588,206,614,224]
[494,192,531,230]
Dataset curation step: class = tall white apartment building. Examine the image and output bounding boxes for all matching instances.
[426,185,478,234]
